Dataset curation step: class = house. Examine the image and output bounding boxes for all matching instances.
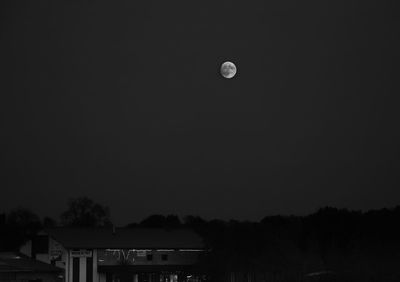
[0,251,63,282]
[20,227,207,282]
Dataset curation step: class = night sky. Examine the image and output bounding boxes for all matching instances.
[1,1,399,225]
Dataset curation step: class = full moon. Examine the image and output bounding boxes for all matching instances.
[221,61,237,79]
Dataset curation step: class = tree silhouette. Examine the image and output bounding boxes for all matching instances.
[43,216,57,228]
[2,203,400,281]
[60,197,112,227]
[0,208,42,251]
[139,214,181,228]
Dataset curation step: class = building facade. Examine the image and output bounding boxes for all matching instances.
[20,228,207,282]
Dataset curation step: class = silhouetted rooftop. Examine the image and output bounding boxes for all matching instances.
[0,252,62,273]
[45,227,205,249]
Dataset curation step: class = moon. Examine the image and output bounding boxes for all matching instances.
[221,61,237,79]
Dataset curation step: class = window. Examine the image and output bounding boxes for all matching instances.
[161,254,168,261]
[146,254,153,261]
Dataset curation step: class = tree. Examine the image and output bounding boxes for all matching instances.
[0,208,42,251]
[43,216,57,228]
[60,197,112,227]
[165,215,181,228]
[139,214,181,228]
[7,208,42,229]
[183,215,206,227]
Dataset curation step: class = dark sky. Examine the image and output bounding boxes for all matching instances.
[1,0,399,225]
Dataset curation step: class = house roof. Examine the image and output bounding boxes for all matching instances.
[0,252,63,273]
[46,227,205,249]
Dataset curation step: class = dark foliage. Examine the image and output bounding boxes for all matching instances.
[60,196,112,227]
[0,208,42,251]
[123,206,400,281]
[2,204,400,281]
[184,206,400,282]
[43,216,57,228]
[136,214,181,228]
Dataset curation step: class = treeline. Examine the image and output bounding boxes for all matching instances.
[1,197,400,281]
[187,207,400,282]
[136,208,400,282]
[0,197,111,250]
